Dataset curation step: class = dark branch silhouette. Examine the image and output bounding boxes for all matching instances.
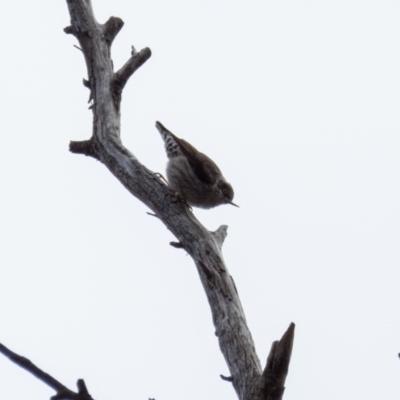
[0,342,94,400]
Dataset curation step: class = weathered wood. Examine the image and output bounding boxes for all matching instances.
[63,1,295,399]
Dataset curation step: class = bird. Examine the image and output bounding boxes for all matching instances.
[155,121,238,209]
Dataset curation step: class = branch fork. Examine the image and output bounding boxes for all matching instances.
[0,1,295,399]
[63,1,295,399]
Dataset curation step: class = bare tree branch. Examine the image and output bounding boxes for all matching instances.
[0,342,94,400]
[69,139,98,159]
[259,323,295,400]
[62,1,294,399]
[102,16,124,45]
[6,1,298,399]
[114,47,152,103]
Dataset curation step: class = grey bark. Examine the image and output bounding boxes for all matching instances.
[64,1,295,399]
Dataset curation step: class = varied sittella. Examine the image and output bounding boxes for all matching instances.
[155,121,238,209]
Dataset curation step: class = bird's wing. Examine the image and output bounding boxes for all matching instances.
[176,138,221,185]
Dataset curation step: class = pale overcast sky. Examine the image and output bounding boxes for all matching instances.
[1,1,400,399]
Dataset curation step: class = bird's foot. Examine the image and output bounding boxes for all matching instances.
[163,186,193,212]
[174,191,192,212]
[153,172,168,185]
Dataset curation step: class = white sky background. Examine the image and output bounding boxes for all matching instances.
[0,0,399,399]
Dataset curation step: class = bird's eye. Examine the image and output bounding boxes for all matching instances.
[222,188,228,194]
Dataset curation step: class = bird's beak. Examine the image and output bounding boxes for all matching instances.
[228,201,239,208]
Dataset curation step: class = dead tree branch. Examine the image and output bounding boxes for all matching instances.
[1,1,296,399]
[0,342,94,400]
[63,1,294,399]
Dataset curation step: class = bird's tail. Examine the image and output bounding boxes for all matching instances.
[155,121,181,158]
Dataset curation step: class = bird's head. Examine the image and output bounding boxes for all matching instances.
[218,180,239,207]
